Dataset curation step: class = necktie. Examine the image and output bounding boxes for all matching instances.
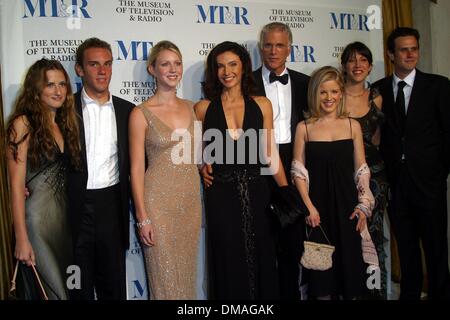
[395,81,407,133]
[269,72,289,85]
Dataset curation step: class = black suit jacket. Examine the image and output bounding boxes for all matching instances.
[67,91,134,249]
[373,69,450,197]
[253,67,309,175]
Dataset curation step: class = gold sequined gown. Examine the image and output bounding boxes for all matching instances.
[138,105,201,300]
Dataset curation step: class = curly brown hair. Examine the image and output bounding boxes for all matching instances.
[6,58,81,169]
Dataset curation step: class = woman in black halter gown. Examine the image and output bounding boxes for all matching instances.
[194,42,288,299]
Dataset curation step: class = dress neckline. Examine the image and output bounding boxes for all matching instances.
[307,138,352,144]
[142,105,194,132]
[219,97,247,141]
[53,138,64,154]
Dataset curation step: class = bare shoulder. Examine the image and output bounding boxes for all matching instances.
[129,104,147,125]
[141,95,160,108]
[373,95,382,110]
[193,99,211,121]
[297,119,306,127]
[193,99,211,113]
[181,98,195,109]
[9,115,30,140]
[349,118,362,135]
[295,120,307,137]
[252,95,272,115]
[193,99,210,110]
[252,95,271,108]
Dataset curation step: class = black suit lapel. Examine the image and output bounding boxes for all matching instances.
[288,69,299,140]
[253,68,266,97]
[75,91,88,170]
[406,70,426,123]
[381,76,404,136]
[113,96,125,171]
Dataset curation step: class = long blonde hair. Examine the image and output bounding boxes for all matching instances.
[305,66,347,121]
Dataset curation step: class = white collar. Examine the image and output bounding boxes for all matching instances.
[81,87,113,107]
[262,64,288,83]
[393,69,416,88]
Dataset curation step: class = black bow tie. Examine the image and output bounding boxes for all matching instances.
[269,72,289,85]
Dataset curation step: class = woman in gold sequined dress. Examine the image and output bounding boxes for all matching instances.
[129,41,201,299]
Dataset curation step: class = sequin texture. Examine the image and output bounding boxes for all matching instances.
[138,105,202,300]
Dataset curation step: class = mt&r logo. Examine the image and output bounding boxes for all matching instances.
[289,44,316,63]
[116,40,154,61]
[330,12,369,31]
[330,5,382,31]
[23,0,91,18]
[196,4,250,25]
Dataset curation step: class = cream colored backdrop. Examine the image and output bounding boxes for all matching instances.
[0,0,383,299]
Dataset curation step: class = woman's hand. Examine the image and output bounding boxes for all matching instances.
[200,164,213,188]
[306,206,321,228]
[138,223,155,247]
[15,238,35,266]
[350,208,367,232]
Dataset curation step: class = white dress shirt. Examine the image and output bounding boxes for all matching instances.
[81,88,119,190]
[393,69,416,113]
[262,65,292,144]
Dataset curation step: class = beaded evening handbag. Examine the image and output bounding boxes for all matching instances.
[300,225,335,271]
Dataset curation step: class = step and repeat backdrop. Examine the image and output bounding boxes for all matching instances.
[1,0,384,299]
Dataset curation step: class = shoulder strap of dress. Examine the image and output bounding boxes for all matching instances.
[349,117,353,138]
[192,106,199,123]
[138,105,153,126]
[369,87,380,108]
[304,121,309,142]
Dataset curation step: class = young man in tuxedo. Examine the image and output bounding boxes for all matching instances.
[67,38,134,299]
[373,27,450,300]
[253,22,309,300]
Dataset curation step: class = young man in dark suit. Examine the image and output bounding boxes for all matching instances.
[373,27,450,300]
[253,22,309,300]
[67,38,134,299]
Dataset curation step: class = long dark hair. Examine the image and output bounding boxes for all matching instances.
[202,41,256,100]
[6,58,81,169]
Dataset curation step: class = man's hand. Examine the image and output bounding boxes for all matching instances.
[200,164,213,188]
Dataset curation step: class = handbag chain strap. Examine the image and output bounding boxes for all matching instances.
[305,225,332,245]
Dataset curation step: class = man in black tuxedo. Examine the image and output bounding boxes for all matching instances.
[67,38,134,299]
[253,22,309,300]
[373,27,450,299]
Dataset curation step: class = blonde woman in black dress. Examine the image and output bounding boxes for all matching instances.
[291,66,375,299]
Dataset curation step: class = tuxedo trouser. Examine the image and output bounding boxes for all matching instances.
[274,143,305,300]
[389,162,450,300]
[71,183,126,300]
